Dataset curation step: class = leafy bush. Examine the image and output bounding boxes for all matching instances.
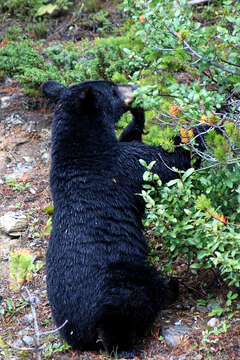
[0,40,44,76]
[140,160,240,287]
[1,0,72,18]
[75,35,149,81]
[1,0,47,17]
[3,24,24,40]
[122,0,240,162]
[45,42,79,71]
[0,40,62,95]
[9,249,43,287]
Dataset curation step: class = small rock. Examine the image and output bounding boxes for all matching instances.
[29,187,36,195]
[5,113,23,126]
[41,152,50,163]
[207,317,219,328]
[0,212,28,235]
[31,295,40,306]
[11,164,32,178]
[0,96,12,109]
[22,156,32,163]
[22,335,34,346]
[4,77,12,85]
[161,324,190,346]
[0,236,19,262]
[196,305,208,311]
[23,313,34,324]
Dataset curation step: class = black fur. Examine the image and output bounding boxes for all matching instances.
[119,107,145,142]
[43,80,210,355]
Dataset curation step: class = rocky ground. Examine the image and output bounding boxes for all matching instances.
[0,4,240,359]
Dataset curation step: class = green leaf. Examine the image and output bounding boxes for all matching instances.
[182,168,195,181]
[167,179,180,187]
[44,205,54,215]
[36,4,58,16]
[190,263,201,269]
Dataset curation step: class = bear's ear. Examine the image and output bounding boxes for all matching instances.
[42,81,66,103]
[75,86,96,110]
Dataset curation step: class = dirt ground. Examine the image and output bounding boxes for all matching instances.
[0,4,240,360]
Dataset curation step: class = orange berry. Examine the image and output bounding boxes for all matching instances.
[139,14,146,23]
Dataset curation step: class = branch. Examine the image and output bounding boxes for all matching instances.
[188,0,211,4]
[157,151,179,173]
[15,286,69,360]
[39,320,68,336]
[163,23,240,76]
[20,286,41,360]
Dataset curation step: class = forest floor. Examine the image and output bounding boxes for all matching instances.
[0,3,240,360]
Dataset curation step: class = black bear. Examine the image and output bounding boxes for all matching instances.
[43,79,208,356]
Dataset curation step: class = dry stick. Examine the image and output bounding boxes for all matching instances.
[11,286,69,360]
[188,0,211,4]
[39,320,69,336]
[163,23,240,76]
[20,286,41,360]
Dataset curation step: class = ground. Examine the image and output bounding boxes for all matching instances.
[0,4,240,360]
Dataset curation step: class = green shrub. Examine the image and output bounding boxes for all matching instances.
[76,35,149,81]
[3,24,24,40]
[140,161,240,286]
[1,0,47,17]
[121,0,240,162]
[25,20,48,39]
[45,42,79,71]
[0,40,44,76]
[0,40,61,95]
[1,0,72,18]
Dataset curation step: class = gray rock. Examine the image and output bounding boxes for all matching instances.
[162,323,191,346]
[4,77,13,86]
[196,305,208,311]
[12,163,32,177]
[22,335,34,346]
[31,295,40,306]
[5,113,23,126]
[23,313,34,324]
[207,317,219,328]
[0,212,28,235]
[41,152,50,163]
[0,96,12,109]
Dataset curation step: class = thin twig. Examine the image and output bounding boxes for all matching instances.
[39,320,68,336]
[21,286,41,360]
[157,152,179,173]
[163,22,240,76]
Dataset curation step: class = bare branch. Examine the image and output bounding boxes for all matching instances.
[163,23,240,76]
[188,0,211,4]
[39,320,68,336]
[157,152,179,173]
[20,286,41,360]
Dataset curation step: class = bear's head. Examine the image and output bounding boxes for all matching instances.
[42,80,136,125]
